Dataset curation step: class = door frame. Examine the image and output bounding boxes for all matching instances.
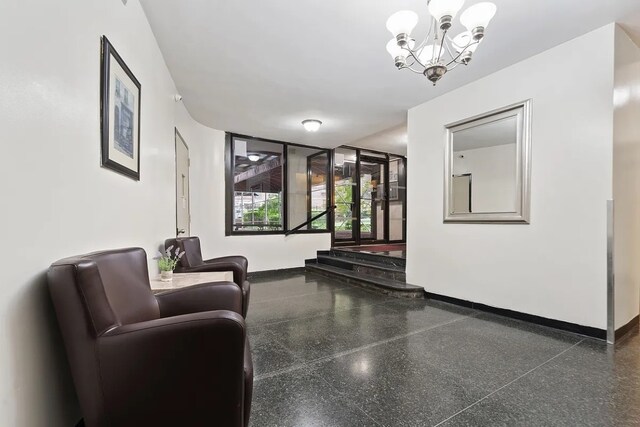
[174,128,190,237]
[306,151,332,227]
[358,154,389,244]
[452,173,472,214]
[332,147,404,247]
[332,148,358,245]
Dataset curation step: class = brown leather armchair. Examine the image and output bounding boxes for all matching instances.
[165,237,250,317]
[48,247,253,427]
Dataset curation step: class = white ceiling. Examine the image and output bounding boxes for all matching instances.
[350,124,408,156]
[140,0,640,150]
[453,116,516,152]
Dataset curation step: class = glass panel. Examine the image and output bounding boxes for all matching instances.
[451,115,518,213]
[360,160,384,241]
[309,153,329,229]
[232,137,283,231]
[389,157,405,241]
[287,146,329,230]
[334,148,356,241]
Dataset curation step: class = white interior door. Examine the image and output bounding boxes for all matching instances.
[175,130,190,236]
[452,174,471,213]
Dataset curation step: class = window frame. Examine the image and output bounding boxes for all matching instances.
[225,132,333,236]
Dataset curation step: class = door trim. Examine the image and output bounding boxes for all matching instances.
[174,128,190,237]
[359,155,389,244]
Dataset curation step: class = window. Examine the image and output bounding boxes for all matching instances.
[230,137,284,232]
[226,133,331,235]
[287,146,329,231]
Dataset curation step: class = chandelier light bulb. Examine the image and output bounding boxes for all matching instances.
[302,119,322,132]
[386,38,415,58]
[460,2,496,39]
[452,31,480,53]
[386,10,419,40]
[386,39,404,59]
[428,0,465,30]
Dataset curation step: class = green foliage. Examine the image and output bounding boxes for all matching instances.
[156,245,184,272]
[335,182,353,231]
[242,194,282,225]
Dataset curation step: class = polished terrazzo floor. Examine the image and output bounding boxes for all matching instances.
[246,272,640,427]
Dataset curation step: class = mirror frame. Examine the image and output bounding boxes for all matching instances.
[444,99,532,224]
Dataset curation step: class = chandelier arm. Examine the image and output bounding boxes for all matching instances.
[436,28,448,62]
[404,66,426,74]
[443,38,457,61]
[403,46,427,69]
[416,16,435,52]
[445,41,480,67]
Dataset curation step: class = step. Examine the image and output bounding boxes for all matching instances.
[330,248,406,269]
[316,254,406,282]
[305,261,423,299]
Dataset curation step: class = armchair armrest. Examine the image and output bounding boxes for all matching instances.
[204,256,248,285]
[98,311,246,426]
[155,281,242,318]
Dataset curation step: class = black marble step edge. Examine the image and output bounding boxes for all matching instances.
[316,254,405,274]
[329,248,406,267]
[305,262,423,299]
[425,291,608,341]
[247,267,306,280]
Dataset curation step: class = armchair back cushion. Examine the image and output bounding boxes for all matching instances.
[48,247,160,425]
[165,236,203,268]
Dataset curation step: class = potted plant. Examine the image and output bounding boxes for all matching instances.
[156,245,185,282]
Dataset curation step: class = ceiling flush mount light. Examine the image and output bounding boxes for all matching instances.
[302,119,322,132]
[385,1,496,85]
[248,154,260,162]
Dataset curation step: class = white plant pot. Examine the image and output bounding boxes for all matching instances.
[160,270,173,282]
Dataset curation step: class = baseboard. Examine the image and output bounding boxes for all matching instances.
[615,314,640,341]
[425,291,607,340]
[247,267,306,279]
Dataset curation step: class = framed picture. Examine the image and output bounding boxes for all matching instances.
[100,36,141,180]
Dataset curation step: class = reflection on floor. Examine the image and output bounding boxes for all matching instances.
[338,243,406,259]
[248,271,640,427]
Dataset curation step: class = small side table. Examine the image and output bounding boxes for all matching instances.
[150,271,234,294]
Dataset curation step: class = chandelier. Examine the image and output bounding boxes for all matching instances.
[385,1,497,85]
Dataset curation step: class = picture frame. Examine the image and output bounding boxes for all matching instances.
[100,36,141,180]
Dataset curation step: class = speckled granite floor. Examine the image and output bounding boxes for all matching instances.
[247,272,640,427]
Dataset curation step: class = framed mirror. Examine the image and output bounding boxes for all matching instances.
[444,100,532,223]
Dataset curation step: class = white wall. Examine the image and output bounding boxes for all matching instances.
[0,1,216,424]
[453,144,517,212]
[612,26,640,329]
[407,24,616,330]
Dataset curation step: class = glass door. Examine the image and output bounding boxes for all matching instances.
[359,157,387,243]
[333,148,357,242]
[388,156,406,242]
[332,148,400,246]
